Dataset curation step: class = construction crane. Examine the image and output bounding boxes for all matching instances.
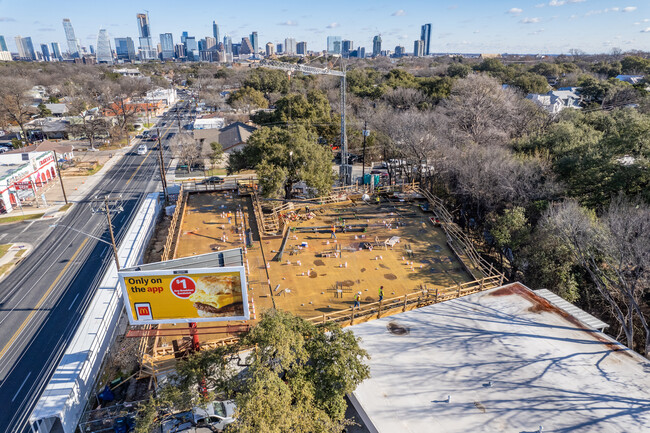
[258,59,350,185]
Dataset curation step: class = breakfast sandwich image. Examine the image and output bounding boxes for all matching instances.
[189,274,244,317]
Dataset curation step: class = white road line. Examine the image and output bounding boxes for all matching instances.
[12,371,31,402]
[68,293,80,311]
[0,233,6,241]
[19,221,35,235]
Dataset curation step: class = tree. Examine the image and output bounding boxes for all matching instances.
[543,198,650,356]
[231,311,370,432]
[488,206,530,276]
[102,77,150,145]
[37,103,52,118]
[172,133,202,172]
[447,63,471,78]
[135,311,369,433]
[227,86,268,112]
[243,68,290,94]
[209,141,224,168]
[228,126,333,199]
[0,76,35,146]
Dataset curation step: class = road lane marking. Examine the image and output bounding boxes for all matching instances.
[68,293,80,311]
[0,238,89,360]
[12,371,31,402]
[125,120,174,186]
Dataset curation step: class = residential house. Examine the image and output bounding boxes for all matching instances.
[194,121,257,167]
[615,74,645,85]
[44,103,69,117]
[526,88,582,115]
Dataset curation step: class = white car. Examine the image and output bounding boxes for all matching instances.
[193,400,236,431]
[137,144,147,155]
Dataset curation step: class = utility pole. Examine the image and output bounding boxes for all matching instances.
[53,151,68,205]
[157,128,168,202]
[362,120,369,186]
[104,199,121,270]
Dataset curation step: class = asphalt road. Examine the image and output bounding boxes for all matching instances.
[0,100,189,433]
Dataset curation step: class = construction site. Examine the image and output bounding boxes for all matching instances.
[78,180,504,432]
[135,180,503,357]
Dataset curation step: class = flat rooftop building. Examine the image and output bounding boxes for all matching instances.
[349,283,650,433]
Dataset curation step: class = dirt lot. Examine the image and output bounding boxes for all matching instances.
[157,191,472,346]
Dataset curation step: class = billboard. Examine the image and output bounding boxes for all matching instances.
[118,266,249,325]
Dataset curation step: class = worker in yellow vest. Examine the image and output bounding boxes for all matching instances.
[354,292,361,309]
[378,286,384,302]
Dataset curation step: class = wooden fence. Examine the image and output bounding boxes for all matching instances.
[161,185,186,262]
[305,274,504,326]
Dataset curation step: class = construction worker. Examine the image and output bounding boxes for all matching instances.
[227,211,232,224]
[331,225,337,239]
[378,286,384,302]
[354,292,361,309]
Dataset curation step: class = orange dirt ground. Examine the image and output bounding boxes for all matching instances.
[158,191,472,347]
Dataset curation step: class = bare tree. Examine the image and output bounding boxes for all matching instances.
[0,76,35,146]
[172,133,202,173]
[543,198,650,356]
[102,78,150,145]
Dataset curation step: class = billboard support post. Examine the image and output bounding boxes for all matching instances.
[190,322,200,352]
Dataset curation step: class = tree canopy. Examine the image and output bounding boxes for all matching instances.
[228,125,334,198]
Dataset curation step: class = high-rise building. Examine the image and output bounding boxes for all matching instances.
[174,43,186,59]
[231,43,241,56]
[51,42,62,60]
[40,44,51,61]
[223,35,232,54]
[115,37,136,61]
[296,41,307,55]
[414,39,424,57]
[96,28,113,64]
[327,36,342,54]
[276,43,283,54]
[15,36,36,60]
[184,36,198,60]
[0,36,7,52]
[342,40,353,57]
[159,33,174,60]
[250,32,258,57]
[372,35,382,57]
[15,36,26,58]
[62,19,82,58]
[136,13,156,60]
[284,38,296,55]
[89,45,95,54]
[420,23,431,56]
[212,21,220,43]
[205,37,216,50]
[265,42,274,57]
[394,45,405,57]
[240,37,253,55]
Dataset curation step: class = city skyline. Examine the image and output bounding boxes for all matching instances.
[0,0,649,55]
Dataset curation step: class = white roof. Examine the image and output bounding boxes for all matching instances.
[349,283,650,433]
[534,289,608,331]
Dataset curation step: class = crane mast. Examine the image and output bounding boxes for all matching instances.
[258,59,350,185]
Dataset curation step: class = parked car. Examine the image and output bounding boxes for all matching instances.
[193,400,236,432]
[198,176,225,185]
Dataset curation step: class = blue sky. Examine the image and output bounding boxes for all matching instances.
[0,0,649,54]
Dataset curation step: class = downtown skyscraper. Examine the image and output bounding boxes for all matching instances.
[420,23,431,56]
[136,13,156,60]
[160,33,174,60]
[96,28,113,64]
[62,18,82,58]
[212,21,220,45]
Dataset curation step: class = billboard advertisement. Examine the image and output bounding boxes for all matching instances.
[118,267,249,325]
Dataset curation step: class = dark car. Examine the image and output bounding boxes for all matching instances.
[198,176,225,185]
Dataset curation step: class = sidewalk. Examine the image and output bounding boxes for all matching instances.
[0,243,32,280]
[6,144,133,219]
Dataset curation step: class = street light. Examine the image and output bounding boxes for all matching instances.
[49,223,121,270]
